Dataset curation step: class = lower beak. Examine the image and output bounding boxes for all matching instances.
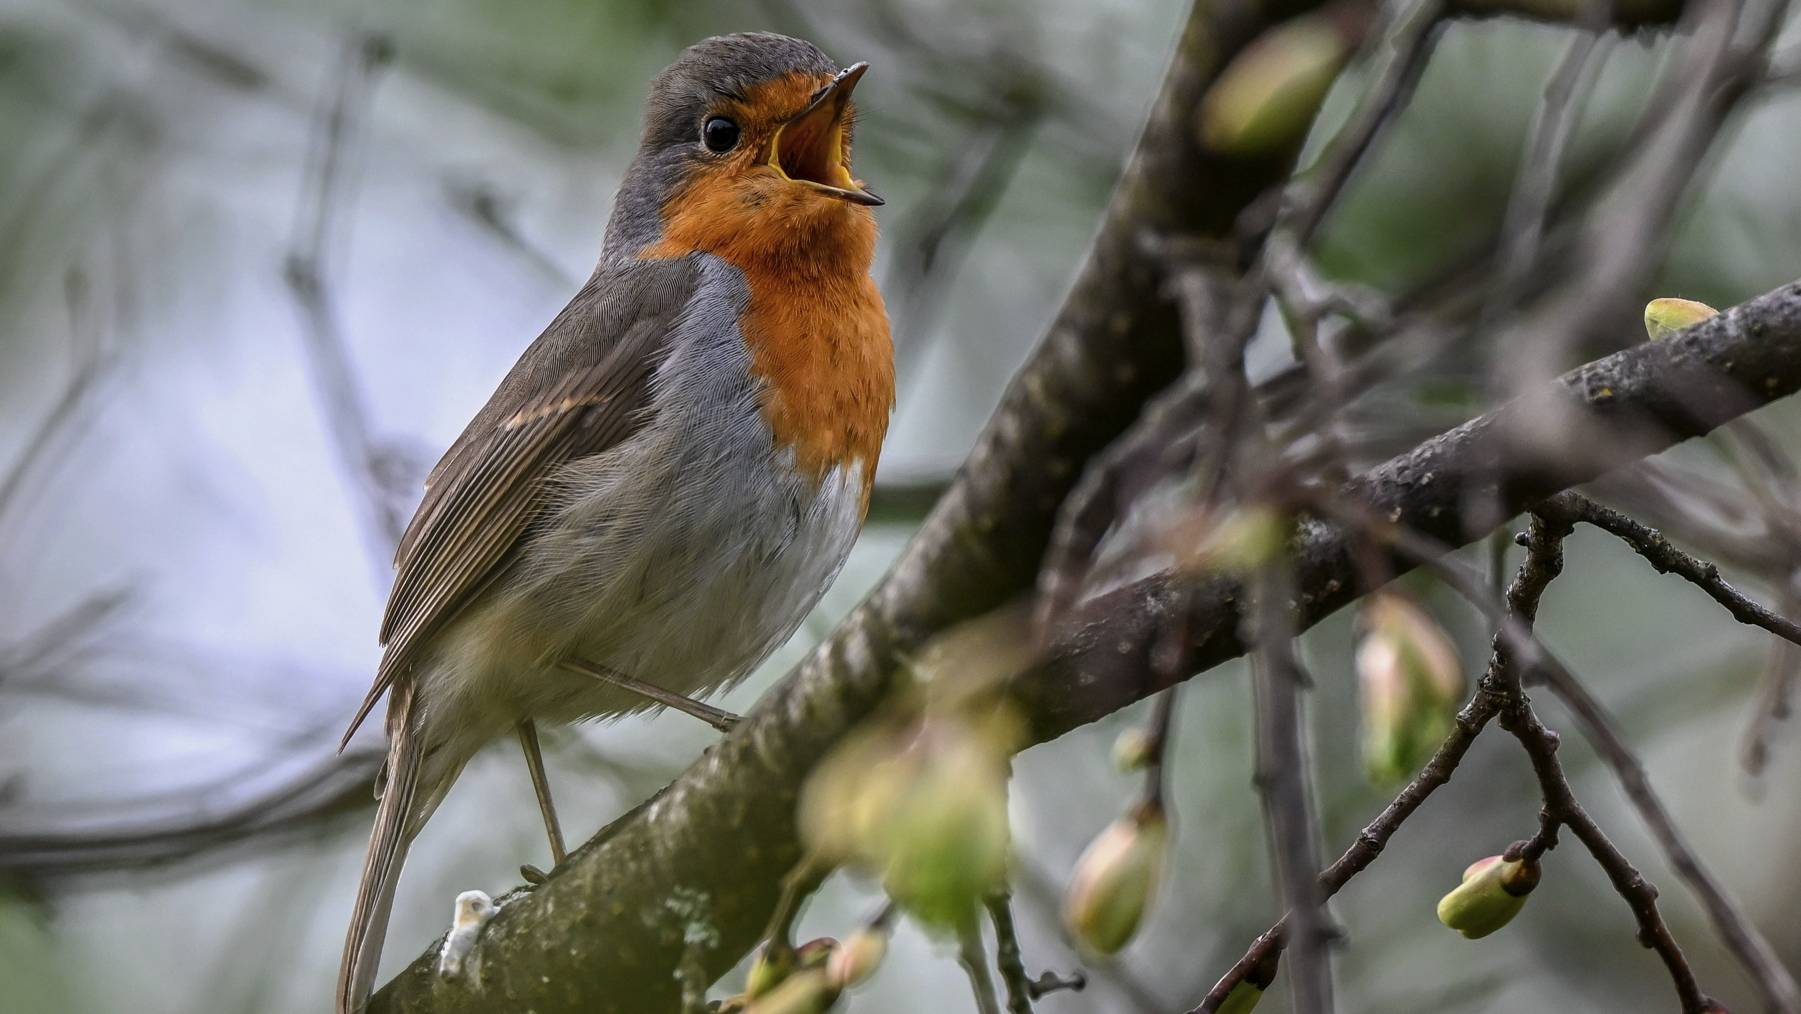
[766,62,882,207]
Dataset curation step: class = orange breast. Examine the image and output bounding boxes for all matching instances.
[641,176,893,507]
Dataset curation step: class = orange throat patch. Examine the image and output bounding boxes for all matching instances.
[642,184,893,507]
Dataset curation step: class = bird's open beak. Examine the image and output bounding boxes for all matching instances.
[766,62,882,207]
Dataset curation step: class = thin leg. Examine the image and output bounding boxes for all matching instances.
[515,720,567,867]
[559,658,740,733]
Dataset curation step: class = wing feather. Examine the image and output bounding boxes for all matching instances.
[340,258,699,747]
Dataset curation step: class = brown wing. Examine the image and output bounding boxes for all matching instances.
[339,256,699,748]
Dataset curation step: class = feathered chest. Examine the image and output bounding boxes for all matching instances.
[735,262,893,502]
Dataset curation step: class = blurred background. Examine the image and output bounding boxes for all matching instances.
[3,0,1801,1011]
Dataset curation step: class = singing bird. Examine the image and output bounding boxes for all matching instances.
[336,33,892,1012]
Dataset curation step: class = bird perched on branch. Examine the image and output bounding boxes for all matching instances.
[336,32,892,1012]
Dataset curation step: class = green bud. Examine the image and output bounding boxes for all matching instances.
[826,927,888,989]
[1436,854,1540,939]
[746,943,796,999]
[1112,727,1155,772]
[1357,594,1463,785]
[879,758,1012,928]
[795,937,836,972]
[803,713,1017,930]
[1200,13,1355,155]
[1216,981,1265,1014]
[744,969,839,1014]
[1063,801,1170,956]
[1644,297,1718,341]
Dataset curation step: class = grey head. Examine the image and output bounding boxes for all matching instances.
[601,32,879,259]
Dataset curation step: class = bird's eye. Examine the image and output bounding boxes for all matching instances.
[702,116,740,153]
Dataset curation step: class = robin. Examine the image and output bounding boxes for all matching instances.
[335,32,892,1012]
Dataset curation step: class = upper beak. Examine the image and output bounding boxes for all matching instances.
[766,62,882,207]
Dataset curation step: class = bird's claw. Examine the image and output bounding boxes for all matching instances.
[437,890,498,980]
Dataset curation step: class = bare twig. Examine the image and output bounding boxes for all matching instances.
[985,889,1037,1014]
[1314,490,1800,1011]
[1482,530,1712,1014]
[1247,564,1333,1014]
[1193,513,1568,1012]
[1277,0,1445,251]
[1486,10,1615,314]
[1532,653,1801,1012]
[958,919,1003,1014]
[1537,492,1801,649]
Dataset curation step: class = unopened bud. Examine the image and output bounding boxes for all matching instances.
[804,713,1018,930]
[1358,594,1463,784]
[1644,297,1718,341]
[795,938,836,969]
[746,942,797,999]
[1063,801,1170,956]
[826,927,888,989]
[744,969,839,1014]
[1436,854,1540,939]
[1113,727,1156,772]
[1201,12,1358,155]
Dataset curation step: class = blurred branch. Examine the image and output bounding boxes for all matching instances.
[0,746,378,877]
[0,272,111,528]
[1247,566,1334,1014]
[282,32,414,580]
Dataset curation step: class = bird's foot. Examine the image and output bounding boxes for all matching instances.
[437,890,499,980]
[561,658,742,733]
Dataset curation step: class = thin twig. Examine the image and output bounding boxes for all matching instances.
[1278,0,1445,251]
[1247,564,1333,1014]
[1330,496,1797,1010]
[1192,514,1567,1013]
[757,859,826,969]
[958,919,1003,1014]
[1527,629,1801,1011]
[1539,492,1801,649]
[1469,516,1714,1012]
[1486,12,1614,311]
[985,888,1036,1014]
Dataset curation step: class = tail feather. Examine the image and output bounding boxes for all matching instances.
[337,679,424,1014]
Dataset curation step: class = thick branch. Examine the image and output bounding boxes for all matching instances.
[1018,278,1801,740]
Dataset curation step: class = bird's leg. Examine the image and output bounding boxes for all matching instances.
[515,720,567,867]
[559,658,741,733]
